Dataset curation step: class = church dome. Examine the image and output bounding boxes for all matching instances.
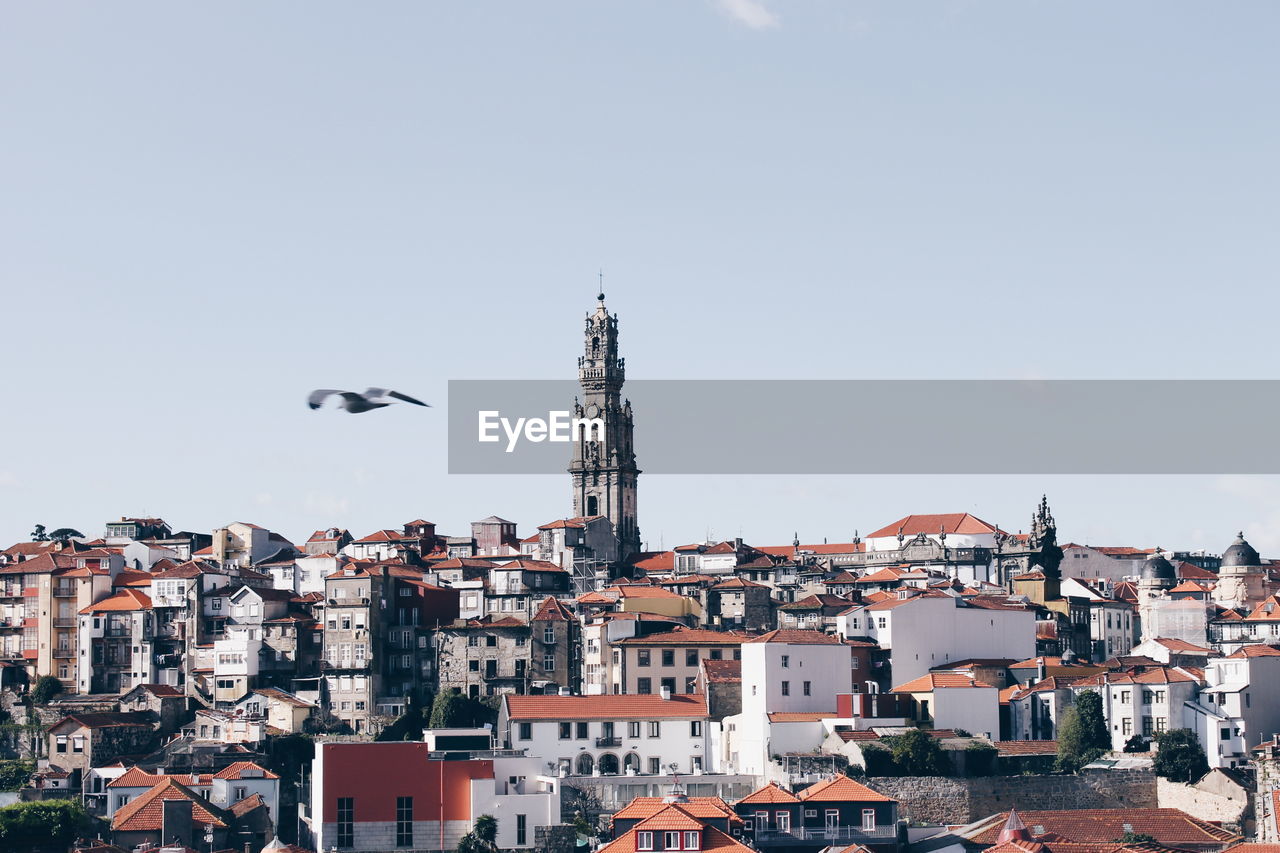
[1141,551,1176,582]
[1221,532,1261,568]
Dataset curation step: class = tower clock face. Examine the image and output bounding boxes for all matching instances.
[586,404,600,418]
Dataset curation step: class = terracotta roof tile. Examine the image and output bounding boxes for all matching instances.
[796,775,894,803]
[504,694,707,721]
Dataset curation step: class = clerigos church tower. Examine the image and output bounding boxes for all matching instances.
[569,292,641,559]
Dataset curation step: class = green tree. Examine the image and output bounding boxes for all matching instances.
[46,528,83,544]
[1124,734,1150,753]
[0,760,33,791]
[1117,833,1158,844]
[457,814,499,853]
[1056,690,1110,772]
[30,675,63,706]
[964,740,998,777]
[29,525,47,542]
[887,729,949,776]
[430,690,471,728]
[1152,729,1209,783]
[0,799,94,851]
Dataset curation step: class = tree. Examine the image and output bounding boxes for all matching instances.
[963,740,999,777]
[30,675,63,706]
[0,800,94,852]
[46,528,83,544]
[1056,690,1110,772]
[1117,833,1158,845]
[887,729,949,776]
[430,691,472,728]
[29,525,47,543]
[1124,734,1150,753]
[0,760,33,792]
[1152,729,1209,783]
[457,814,499,853]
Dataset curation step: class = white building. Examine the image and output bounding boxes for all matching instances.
[1071,665,1200,752]
[498,692,712,777]
[1185,645,1280,768]
[836,590,1036,687]
[726,629,855,778]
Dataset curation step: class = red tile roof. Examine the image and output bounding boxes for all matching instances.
[747,629,842,645]
[112,777,228,831]
[612,797,736,821]
[504,694,708,721]
[892,673,997,692]
[599,824,752,853]
[213,760,279,780]
[619,627,746,646]
[739,782,802,804]
[702,660,741,683]
[768,712,833,722]
[867,513,1002,539]
[796,775,894,803]
[634,804,707,831]
[531,596,574,622]
[965,809,1239,846]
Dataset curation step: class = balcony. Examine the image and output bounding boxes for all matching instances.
[595,736,622,748]
[750,825,897,845]
[0,587,21,599]
[53,649,74,659]
[54,617,76,628]
[53,587,75,598]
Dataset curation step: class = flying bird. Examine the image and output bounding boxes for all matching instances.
[307,387,431,413]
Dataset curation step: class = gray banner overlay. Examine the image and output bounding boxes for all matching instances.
[448,380,1280,474]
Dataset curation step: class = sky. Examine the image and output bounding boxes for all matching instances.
[2,2,1279,555]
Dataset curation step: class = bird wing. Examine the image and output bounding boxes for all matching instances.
[308,389,346,410]
[363,387,388,399]
[387,390,430,407]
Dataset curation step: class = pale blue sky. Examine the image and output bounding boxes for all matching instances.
[2,2,1279,554]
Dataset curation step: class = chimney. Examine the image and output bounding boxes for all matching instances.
[660,685,672,700]
[1036,658,1047,682]
[162,798,193,848]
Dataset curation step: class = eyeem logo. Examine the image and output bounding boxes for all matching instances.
[478,411,605,453]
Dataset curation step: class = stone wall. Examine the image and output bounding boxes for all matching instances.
[1157,776,1251,833]
[864,769,1157,825]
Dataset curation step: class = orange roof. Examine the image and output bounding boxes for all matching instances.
[747,629,842,645]
[739,782,802,804]
[965,809,1239,846]
[109,767,210,788]
[504,694,707,721]
[112,777,227,832]
[80,588,152,614]
[531,596,575,622]
[867,513,1002,539]
[797,775,894,803]
[892,673,997,693]
[1227,644,1280,659]
[634,804,706,831]
[599,824,751,853]
[619,627,745,646]
[768,711,833,723]
[613,797,736,821]
[213,761,279,780]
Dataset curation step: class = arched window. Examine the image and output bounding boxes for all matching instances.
[586,495,598,517]
[624,753,640,774]
[576,753,594,776]
[598,753,620,775]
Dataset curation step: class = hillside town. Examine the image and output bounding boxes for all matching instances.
[0,296,1277,853]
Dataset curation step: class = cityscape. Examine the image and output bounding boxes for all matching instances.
[1,295,1278,853]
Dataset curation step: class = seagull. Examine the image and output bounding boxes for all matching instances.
[307,387,431,413]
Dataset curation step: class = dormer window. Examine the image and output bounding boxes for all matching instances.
[683,831,701,850]
[664,832,681,850]
[637,832,654,850]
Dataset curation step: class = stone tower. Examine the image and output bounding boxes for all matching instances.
[1137,548,1177,642]
[1213,531,1265,611]
[569,292,641,558]
[1028,495,1064,597]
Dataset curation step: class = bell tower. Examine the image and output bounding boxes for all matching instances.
[569,292,641,558]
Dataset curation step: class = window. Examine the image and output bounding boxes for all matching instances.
[690,721,702,737]
[638,832,655,851]
[1155,690,1166,704]
[559,722,572,739]
[577,722,589,739]
[803,681,811,696]
[519,722,532,740]
[629,721,641,738]
[781,681,790,696]
[685,676,697,694]
[1122,718,1133,735]
[709,649,722,660]
[781,655,790,668]
[337,797,354,848]
[661,677,676,694]
[862,809,876,831]
[395,797,414,847]
[776,812,790,833]
[72,736,85,753]
[1222,727,1231,741]
[638,650,651,667]
[1142,690,1154,705]
[877,617,886,628]
[486,635,497,647]
[804,809,817,818]
[517,814,527,846]
[56,735,67,753]
[665,832,681,850]
[649,757,661,774]
[233,785,248,802]
[648,721,661,737]
[662,650,675,667]
[1120,690,1131,703]
[1143,717,1154,736]
[684,831,700,849]
[638,678,652,694]
[686,650,699,666]
[1155,717,1167,733]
